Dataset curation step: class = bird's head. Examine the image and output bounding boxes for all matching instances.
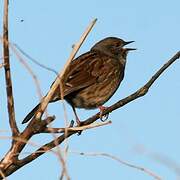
[91,37,136,58]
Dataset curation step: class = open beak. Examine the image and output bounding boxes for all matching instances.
[124,41,136,51]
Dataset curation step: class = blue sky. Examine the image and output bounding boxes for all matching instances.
[0,0,180,179]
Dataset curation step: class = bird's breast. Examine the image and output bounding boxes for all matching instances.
[67,62,125,109]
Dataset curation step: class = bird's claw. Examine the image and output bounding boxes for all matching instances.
[100,112,109,122]
[99,106,109,122]
[75,118,83,136]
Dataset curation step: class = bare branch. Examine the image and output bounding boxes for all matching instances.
[42,121,112,133]
[16,51,180,171]
[72,151,162,180]
[2,0,19,137]
[10,43,44,101]
[13,43,58,75]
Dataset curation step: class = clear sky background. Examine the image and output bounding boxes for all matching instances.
[0,0,180,179]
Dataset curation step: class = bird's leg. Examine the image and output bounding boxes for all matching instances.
[98,106,109,122]
[72,105,81,126]
[71,105,83,135]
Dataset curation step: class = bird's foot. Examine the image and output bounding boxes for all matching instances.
[98,106,109,122]
[75,117,83,135]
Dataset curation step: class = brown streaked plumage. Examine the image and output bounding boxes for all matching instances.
[22,37,135,124]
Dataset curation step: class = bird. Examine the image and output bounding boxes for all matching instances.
[22,37,135,125]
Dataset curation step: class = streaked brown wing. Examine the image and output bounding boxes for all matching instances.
[50,51,102,101]
[63,51,100,95]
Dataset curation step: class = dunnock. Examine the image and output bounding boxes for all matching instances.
[22,37,135,124]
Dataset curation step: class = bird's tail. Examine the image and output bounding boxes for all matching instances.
[22,103,40,124]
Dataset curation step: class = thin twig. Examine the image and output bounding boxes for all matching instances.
[55,148,70,180]
[14,43,58,75]
[72,151,162,180]
[3,0,19,137]
[42,121,112,133]
[0,135,58,157]
[10,44,43,102]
